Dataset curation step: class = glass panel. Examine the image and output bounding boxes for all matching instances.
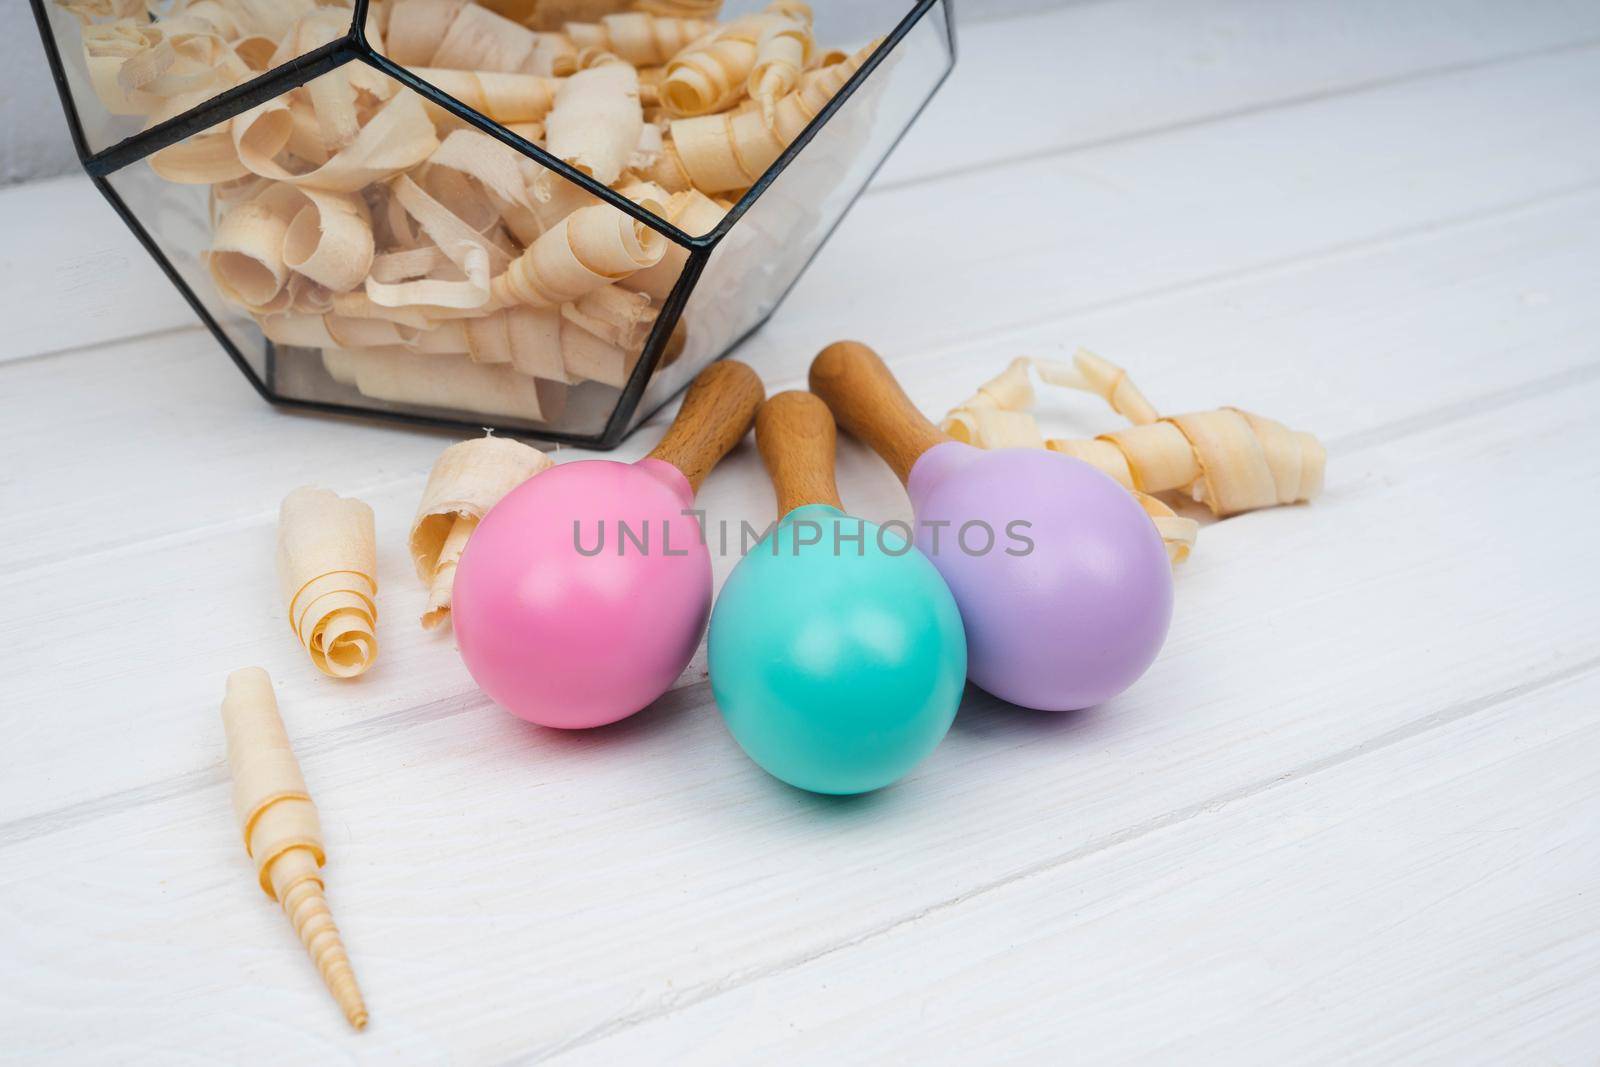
[634,0,954,429]
[369,0,948,249]
[38,0,360,158]
[54,1,952,444]
[105,57,692,438]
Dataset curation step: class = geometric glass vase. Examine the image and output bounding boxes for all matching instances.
[30,0,955,446]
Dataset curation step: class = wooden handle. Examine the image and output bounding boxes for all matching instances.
[647,359,765,492]
[756,391,843,516]
[807,340,951,485]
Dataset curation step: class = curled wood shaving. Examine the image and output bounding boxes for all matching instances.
[649,38,874,193]
[220,667,367,1029]
[659,1,803,117]
[414,68,564,124]
[749,2,812,126]
[545,61,643,184]
[490,200,667,306]
[526,0,629,31]
[276,486,378,678]
[325,346,567,421]
[633,0,723,17]
[565,12,711,66]
[387,0,578,76]
[59,0,869,422]
[941,352,1326,563]
[411,435,553,629]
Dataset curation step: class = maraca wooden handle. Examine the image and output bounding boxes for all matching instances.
[648,360,765,492]
[808,341,951,485]
[757,392,844,516]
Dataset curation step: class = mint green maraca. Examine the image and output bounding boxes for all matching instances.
[709,392,967,795]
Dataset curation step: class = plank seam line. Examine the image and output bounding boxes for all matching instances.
[7,36,1600,372]
[1325,360,1600,454]
[11,171,1595,389]
[0,680,714,851]
[4,175,1597,585]
[867,34,1600,197]
[0,467,447,588]
[0,356,1592,844]
[526,653,1600,1063]
[7,322,206,368]
[849,179,1600,380]
[0,691,476,852]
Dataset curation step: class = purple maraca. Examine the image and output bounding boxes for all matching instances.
[810,342,1172,711]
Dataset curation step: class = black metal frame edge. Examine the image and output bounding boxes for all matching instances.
[606,0,957,442]
[91,175,278,406]
[603,0,957,443]
[707,0,946,243]
[596,243,714,446]
[354,59,702,249]
[85,38,362,177]
[345,0,699,247]
[28,0,957,450]
[28,0,93,164]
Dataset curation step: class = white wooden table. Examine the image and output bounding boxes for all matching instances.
[5,1,1600,1061]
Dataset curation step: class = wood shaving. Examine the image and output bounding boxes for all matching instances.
[942,352,1327,563]
[59,0,878,422]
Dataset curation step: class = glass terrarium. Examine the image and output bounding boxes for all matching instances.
[30,0,955,446]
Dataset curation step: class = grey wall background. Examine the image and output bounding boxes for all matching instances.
[2,9,83,185]
[0,0,1064,186]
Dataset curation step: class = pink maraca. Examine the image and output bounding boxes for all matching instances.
[453,361,764,728]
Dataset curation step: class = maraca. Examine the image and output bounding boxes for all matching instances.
[708,392,967,794]
[810,342,1173,711]
[453,361,764,728]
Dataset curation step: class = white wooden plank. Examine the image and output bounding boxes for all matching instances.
[4,6,1596,1060]
[8,47,1600,576]
[4,178,1599,826]
[1,372,1596,1061]
[735,44,1600,386]
[561,668,1600,1066]
[0,175,193,362]
[882,0,1600,187]
[10,0,1600,360]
